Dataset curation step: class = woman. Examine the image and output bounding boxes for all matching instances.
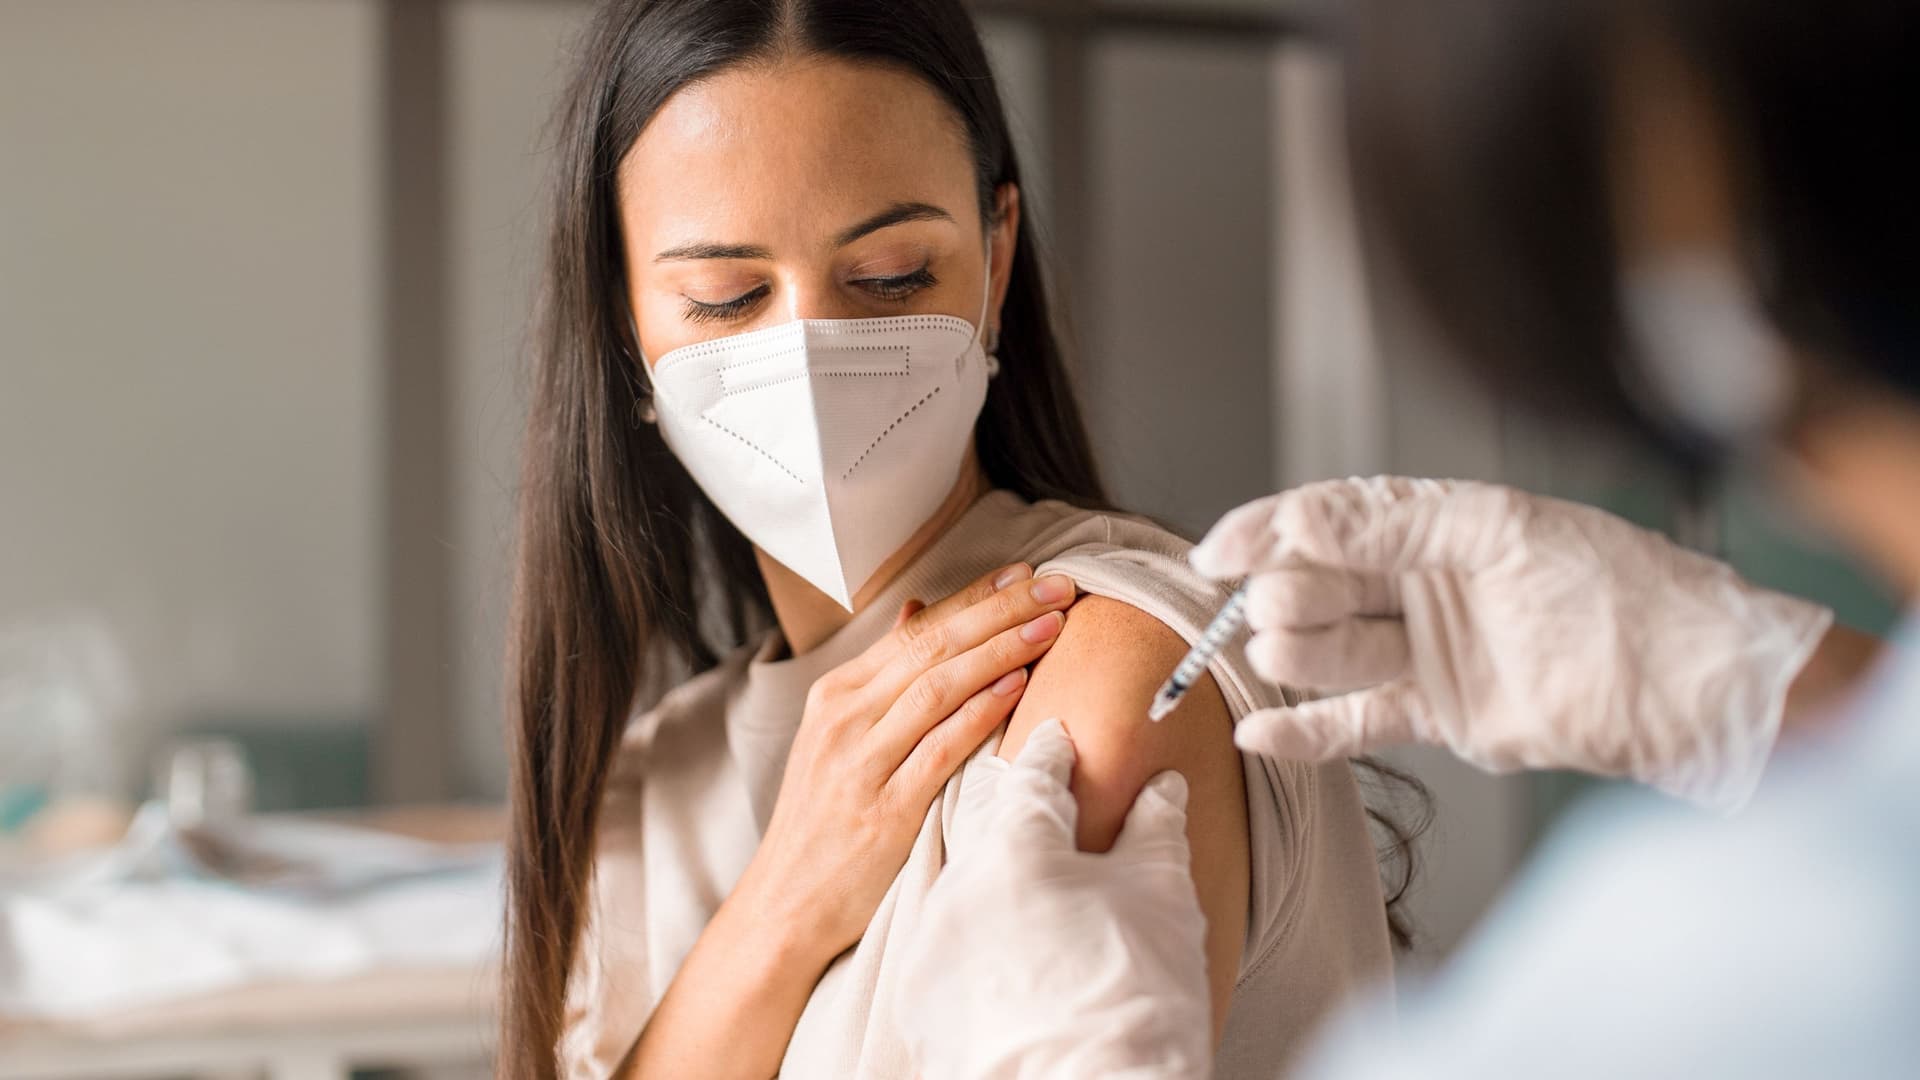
[501,2,1417,1077]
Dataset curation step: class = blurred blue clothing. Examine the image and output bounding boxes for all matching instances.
[1302,614,1920,1080]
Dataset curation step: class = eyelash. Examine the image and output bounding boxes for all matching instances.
[854,266,938,301]
[680,267,939,323]
[683,284,769,324]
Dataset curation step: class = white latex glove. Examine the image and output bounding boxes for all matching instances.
[898,719,1212,1080]
[1191,476,1834,812]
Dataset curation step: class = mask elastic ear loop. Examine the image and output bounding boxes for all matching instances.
[630,330,661,424]
[977,234,1001,378]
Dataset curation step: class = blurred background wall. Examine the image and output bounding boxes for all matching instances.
[2,0,1898,969]
[0,0,385,809]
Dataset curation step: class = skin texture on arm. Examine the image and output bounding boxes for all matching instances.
[997,595,1250,1045]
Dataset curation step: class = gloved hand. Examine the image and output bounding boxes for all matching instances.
[898,719,1212,1080]
[1191,476,1834,812]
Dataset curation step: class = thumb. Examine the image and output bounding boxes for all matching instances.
[1111,770,1192,865]
[1232,681,1429,760]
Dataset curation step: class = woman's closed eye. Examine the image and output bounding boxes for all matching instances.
[683,283,771,324]
[679,264,940,325]
[853,265,937,302]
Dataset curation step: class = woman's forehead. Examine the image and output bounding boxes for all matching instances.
[619,57,981,246]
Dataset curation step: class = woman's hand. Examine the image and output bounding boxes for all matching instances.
[734,562,1080,963]
[625,563,1078,1079]
[1192,476,1835,812]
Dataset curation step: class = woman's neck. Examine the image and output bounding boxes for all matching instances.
[759,458,989,656]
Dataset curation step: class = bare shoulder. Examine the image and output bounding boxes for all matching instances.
[1000,594,1243,853]
[1001,592,1252,1034]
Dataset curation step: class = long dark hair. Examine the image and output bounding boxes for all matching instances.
[505,2,1416,1073]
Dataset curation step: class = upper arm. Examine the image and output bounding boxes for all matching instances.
[997,594,1250,1043]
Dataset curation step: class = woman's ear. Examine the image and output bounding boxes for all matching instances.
[988,183,1022,335]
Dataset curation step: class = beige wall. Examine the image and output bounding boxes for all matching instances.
[0,1,381,780]
[1083,34,1280,538]
[445,0,594,799]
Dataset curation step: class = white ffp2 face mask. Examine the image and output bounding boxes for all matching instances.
[646,286,996,610]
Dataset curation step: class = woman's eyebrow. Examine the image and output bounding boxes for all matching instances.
[652,203,954,262]
[833,202,954,248]
[654,241,775,263]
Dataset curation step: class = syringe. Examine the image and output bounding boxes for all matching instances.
[1147,585,1248,722]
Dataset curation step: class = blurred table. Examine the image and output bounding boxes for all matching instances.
[0,805,503,1080]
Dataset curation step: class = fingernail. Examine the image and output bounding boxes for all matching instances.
[1029,575,1074,604]
[1021,611,1064,643]
[995,564,1032,590]
[993,668,1027,696]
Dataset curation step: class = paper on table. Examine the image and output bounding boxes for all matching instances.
[0,805,502,1019]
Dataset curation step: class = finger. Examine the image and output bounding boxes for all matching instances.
[1232,681,1427,760]
[869,572,1077,701]
[1274,477,1518,574]
[842,563,1031,682]
[1243,619,1411,691]
[893,599,926,630]
[870,609,1065,766]
[1110,769,1192,867]
[908,562,1034,631]
[1244,566,1402,630]
[1009,716,1076,789]
[887,667,1028,812]
[989,721,1083,848]
[1193,477,1445,578]
[1189,493,1285,579]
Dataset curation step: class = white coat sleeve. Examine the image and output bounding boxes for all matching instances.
[1295,773,1920,1080]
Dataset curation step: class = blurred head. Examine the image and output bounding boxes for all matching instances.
[502,2,1105,1074]
[1345,0,1920,588]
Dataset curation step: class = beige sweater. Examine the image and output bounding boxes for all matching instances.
[561,491,1392,1078]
